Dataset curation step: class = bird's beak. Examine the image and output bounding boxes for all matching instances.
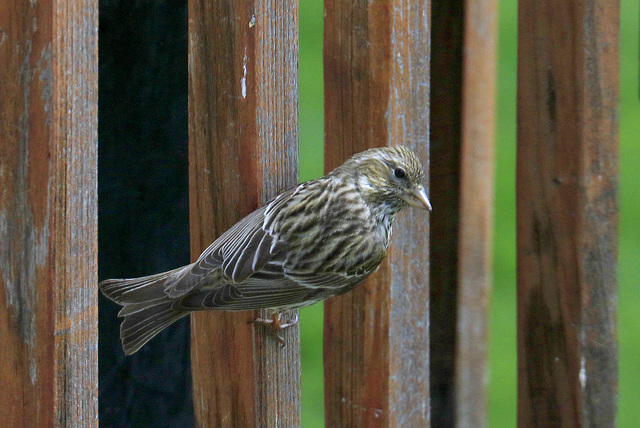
[404,186,432,211]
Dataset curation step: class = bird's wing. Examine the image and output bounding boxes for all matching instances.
[283,270,369,289]
[174,271,368,311]
[164,188,298,298]
[174,277,312,311]
[164,180,376,309]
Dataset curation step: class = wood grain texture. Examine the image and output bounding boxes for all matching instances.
[0,0,98,426]
[323,0,431,426]
[517,0,619,426]
[188,0,300,426]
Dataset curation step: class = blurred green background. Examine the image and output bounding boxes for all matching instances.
[296,0,640,426]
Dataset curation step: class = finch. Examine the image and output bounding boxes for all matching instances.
[100,146,431,354]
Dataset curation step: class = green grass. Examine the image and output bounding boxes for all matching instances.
[618,1,640,426]
[490,1,517,425]
[298,1,640,426]
[299,2,326,427]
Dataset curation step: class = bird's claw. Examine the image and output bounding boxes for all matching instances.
[249,312,299,347]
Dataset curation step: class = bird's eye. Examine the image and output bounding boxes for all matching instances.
[394,168,406,179]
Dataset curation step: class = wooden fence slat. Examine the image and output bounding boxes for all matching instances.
[323,0,431,426]
[188,0,300,426]
[455,0,497,426]
[430,0,496,425]
[517,0,619,426]
[0,0,98,426]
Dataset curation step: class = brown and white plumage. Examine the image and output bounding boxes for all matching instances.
[100,146,430,354]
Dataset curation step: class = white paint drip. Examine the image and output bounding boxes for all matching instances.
[241,47,248,99]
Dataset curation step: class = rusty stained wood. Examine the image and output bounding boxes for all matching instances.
[429,1,497,426]
[323,0,431,426]
[188,0,300,426]
[0,0,98,426]
[517,0,619,426]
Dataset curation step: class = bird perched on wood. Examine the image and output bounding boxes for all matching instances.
[100,146,431,354]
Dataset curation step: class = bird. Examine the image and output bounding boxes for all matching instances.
[100,146,431,354]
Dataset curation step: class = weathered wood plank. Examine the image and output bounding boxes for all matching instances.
[323,0,431,426]
[455,0,497,426]
[188,0,300,426]
[0,0,98,426]
[517,0,619,426]
[429,1,497,426]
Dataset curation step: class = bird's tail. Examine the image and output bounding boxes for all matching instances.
[99,267,190,355]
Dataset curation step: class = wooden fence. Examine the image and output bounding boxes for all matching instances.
[0,1,98,426]
[0,0,618,426]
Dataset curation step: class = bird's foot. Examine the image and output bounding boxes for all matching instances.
[249,311,299,347]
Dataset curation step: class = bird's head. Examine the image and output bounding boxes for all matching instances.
[337,146,431,217]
